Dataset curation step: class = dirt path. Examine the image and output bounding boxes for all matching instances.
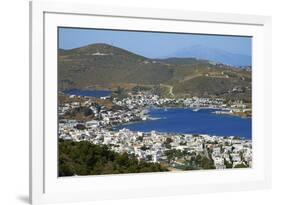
[160,84,174,96]
[180,73,203,82]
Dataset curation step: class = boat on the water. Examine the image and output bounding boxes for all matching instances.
[192,108,200,112]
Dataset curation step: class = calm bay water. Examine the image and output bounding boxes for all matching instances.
[117,108,252,139]
[63,89,251,139]
[64,89,112,98]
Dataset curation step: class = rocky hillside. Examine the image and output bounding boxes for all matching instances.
[58,43,251,101]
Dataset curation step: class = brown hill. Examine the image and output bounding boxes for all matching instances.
[58,43,251,101]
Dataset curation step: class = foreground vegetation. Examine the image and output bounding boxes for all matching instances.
[59,140,168,176]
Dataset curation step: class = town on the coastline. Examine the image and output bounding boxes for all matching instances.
[58,90,252,171]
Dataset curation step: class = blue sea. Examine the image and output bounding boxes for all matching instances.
[64,89,112,98]
[117,108,252,139]
[63,89,251,139]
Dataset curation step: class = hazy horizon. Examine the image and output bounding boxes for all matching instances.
[59,27,252,61]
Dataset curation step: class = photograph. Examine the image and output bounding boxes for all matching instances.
[58,27,252,177]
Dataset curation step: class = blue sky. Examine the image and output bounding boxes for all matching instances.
[59,27,252,59]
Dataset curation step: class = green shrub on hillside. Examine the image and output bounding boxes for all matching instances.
[59,140,168,176]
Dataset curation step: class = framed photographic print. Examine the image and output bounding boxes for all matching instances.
[30,1,272,204]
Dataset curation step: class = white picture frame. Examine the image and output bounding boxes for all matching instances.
[30,1,272,204]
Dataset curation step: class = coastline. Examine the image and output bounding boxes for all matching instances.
[59,92,252,171]
[113,107,251,140]
[59,91,251,139]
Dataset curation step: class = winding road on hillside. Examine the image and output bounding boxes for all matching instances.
[160,84,174,97]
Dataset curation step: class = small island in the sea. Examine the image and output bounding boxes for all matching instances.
[58,28,252,176]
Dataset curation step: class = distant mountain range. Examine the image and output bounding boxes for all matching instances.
[168,45,251,67]
[58,43,251,101]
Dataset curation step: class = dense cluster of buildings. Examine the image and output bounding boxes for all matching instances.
[58,91,252,170]
[113,92,251,117]
[114,93,225,109]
